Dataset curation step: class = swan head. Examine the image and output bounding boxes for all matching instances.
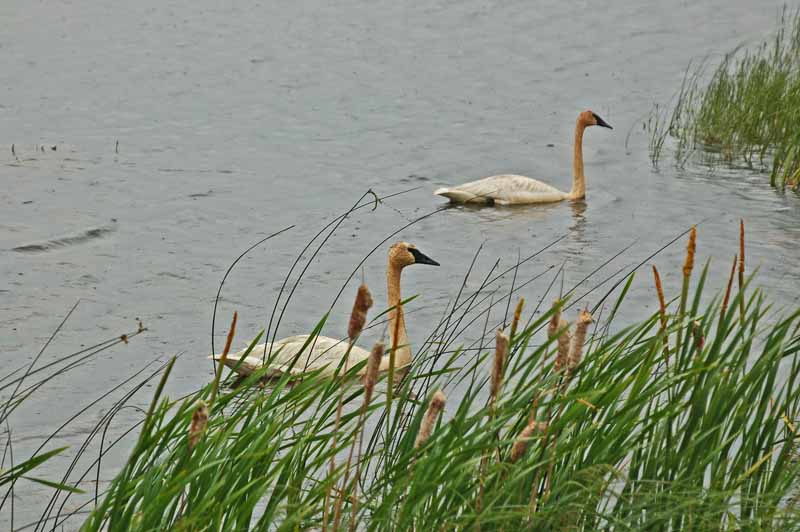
[579,110,613,130]
[389,242,440,268]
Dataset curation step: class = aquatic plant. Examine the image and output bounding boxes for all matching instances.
[72,226,800,531]
[0,306,152,530]
[649,7,800,191]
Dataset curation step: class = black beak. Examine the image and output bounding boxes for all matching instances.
[409,248,440,266]
[592,113,613,129]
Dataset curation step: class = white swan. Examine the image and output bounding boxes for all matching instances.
[210,242,439,378]
[434,110,612,205]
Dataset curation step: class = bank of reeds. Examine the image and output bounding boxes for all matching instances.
[74,226,800,531]
[649,7,800,191]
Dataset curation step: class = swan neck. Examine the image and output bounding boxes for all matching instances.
[570,121,587,200]
[385,262,411,369]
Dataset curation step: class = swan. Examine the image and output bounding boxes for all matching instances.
[434,110,612,205]
[210,242,439,379]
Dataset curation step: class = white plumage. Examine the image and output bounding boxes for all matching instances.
[435,110,612,205]
[435,174,567,205]
[214,334,370,378]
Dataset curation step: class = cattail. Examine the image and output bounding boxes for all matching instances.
[510,298,525,340]
[188,400,209,451]
[362,342,384,407]
[720,254,737,329]
[348,283,373,342]
[683,225,696,278]
[692,320,704,351]
[211,311,237,405]
[652,266,667,324]
[738,219,746,320]
[510,420,548,463]
[547,300,562,340]
[568,310,593,371]
[652,266,669,364]
[415,390,446,449]
[739,220,745,280]
[491,329,509,402]
[554,319,571,373]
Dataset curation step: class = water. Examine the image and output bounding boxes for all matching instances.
[2,0,799,527]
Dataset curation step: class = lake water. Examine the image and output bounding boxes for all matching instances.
[2,0,799,527]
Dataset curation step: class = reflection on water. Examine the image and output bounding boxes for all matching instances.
[568,200,587,239]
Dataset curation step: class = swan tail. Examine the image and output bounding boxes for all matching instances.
[434,187,476,203]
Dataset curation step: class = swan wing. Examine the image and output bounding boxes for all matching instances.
[435,175,567,205]
[212,335,371,377]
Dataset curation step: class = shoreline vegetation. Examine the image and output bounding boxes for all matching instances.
[649,7,800,192]
[8,221,800,530]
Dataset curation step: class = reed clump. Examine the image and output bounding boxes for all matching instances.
[649,7,800,191]
[61,227,800,531]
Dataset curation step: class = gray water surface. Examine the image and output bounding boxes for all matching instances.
[2,0,800,527]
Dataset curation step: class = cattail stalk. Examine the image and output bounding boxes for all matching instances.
[652,266,669,366]
[478,330,509,526]
[676,226,696,357]
[720,254,738,332]
[414,390,446,449]
[325,284,372,532]
[188,401,209,452]
[334,342,383,532]
[738,219,746,323]
[210,311,237,405]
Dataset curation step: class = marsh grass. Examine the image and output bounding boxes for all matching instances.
[6,191,800,530]
[649,7,800,191]
[72,226,800,531]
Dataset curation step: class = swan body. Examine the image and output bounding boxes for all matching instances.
[213,334,371,378]
[435,110,612,205]
[434,174,568,205]
[210,242,439,379]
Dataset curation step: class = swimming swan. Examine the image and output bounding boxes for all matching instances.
[210,242,439,378]
[434,110,612,205]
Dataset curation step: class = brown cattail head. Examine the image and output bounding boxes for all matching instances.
[510,298,525,340]
[692,320,704,350]
[652,266,667,321]
[188,400,209,451]
[568,310,593,371]
[721,254,737,320]
[554,319,571,373]
[362,341,384,407]
[348,284,373,342]
[683,225,697,278]
[547,300,563,340]
[510,420,548,463]
[739,219,745,276]
[415,390,446,449]
[491,329,510,402]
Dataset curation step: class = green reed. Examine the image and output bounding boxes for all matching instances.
[650,7,800,191]
[76,229,800,531]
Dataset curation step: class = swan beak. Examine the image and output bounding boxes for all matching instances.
[409,248,440,266]
[592,113,613,129]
